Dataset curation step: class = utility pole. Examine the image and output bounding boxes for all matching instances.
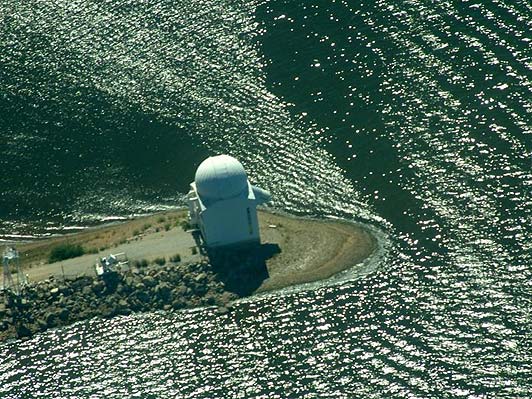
[2,246,22,298]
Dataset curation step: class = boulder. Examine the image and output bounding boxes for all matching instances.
[59,285,72,296]
[100,305,115,319]
[58,308,69,321]
[124,275,137,287]
[215,306,230,315]
[142,275,156,288]
[78,309,94,320]
[155,283,172,302]
[116,284,129,296]
[127,298,142,312]
[105,295,118,307]
[190,282,207,297]
[45,312,57,328]
[171,298,186,310]
[202,295,216,306]
[194,272,207,283]
[136,291,150,303]
[168,271,183,284]
[219,291,239,304]
[172,284,187,298]
[92,280,105,296]
[118,307,131,316]
[188,297,201,307]
[45,294,57,306]
[36,319,48,332]
[154,271,168,281]
[214,283,227,295]
[16,324,33,339]
[71,276,93,290]
[116,299,131,316]
[19,298,31,310]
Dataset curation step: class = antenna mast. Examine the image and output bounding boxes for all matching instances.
[2,246,22,297]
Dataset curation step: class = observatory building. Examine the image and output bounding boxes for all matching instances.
[187,155,271,249]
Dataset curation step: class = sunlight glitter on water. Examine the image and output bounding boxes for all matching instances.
[0,0,531,397]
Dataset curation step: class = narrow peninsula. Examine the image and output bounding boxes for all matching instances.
[0,210,375,341]
[1,155,376,341]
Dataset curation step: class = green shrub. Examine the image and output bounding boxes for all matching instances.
[170,253,181,263]
[153,257,166,266]
[132,229,140,236]
[48,243,85,263]
[191,247,198,255]
[157,216,166,223]
[142,223,152,231]
[164,223,171,231]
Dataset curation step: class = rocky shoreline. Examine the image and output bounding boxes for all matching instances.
[0,260,239,342]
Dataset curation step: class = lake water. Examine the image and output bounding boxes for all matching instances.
[1,0,530,397]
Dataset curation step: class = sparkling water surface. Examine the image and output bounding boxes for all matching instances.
[0,0,530,397]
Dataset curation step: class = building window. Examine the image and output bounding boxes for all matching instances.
[246,207,253,235]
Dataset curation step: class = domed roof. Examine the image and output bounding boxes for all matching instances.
[194,155,248,201]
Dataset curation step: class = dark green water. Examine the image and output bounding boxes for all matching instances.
[1,0,530,397]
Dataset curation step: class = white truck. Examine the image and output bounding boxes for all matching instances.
[94,252,129,276]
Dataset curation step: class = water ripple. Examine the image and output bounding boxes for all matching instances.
[1,0,531,398]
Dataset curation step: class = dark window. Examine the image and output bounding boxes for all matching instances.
[246,207,253,235]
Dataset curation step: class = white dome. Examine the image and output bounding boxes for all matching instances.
[194,155,248,201]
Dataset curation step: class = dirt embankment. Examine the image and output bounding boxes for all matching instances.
[258,212,376,292]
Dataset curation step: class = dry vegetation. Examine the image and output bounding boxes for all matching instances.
[16,211,187,269]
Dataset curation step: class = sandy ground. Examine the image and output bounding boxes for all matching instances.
[14,211,196,282]
[10,210,376,292]
[258,212,376,292]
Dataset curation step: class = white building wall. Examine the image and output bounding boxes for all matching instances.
[201,198,260,247]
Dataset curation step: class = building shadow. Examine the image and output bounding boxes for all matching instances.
[208,243,281,296]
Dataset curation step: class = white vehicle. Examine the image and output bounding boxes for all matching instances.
[94,253,129,276]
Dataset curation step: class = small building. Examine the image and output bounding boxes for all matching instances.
[187,155,271,249]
